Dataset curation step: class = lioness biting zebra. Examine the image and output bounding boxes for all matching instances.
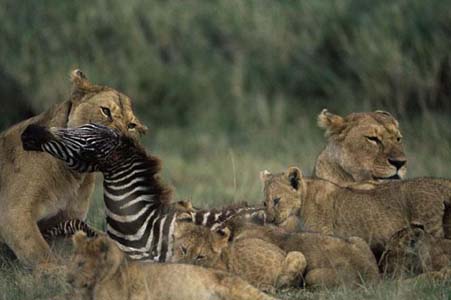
[21,123,266,262]
[0,70,146,267]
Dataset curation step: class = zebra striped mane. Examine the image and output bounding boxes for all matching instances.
[113,135,173,208]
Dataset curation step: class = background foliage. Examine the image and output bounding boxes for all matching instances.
[0,1,450,299]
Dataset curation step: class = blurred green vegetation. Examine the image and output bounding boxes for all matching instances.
[1,0,451,131]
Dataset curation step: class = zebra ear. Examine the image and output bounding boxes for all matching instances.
[73,231,88,249]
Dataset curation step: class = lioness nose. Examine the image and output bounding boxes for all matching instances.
[388,158,406,170]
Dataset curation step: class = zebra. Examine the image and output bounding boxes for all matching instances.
[22,123,264,262]
[42,202,266,239]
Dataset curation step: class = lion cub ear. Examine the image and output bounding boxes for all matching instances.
[212,227,231,253]
[287,166,304,191]
[94,236,110,254]
[317,109,346,137]
[176,211,194,223]
[176,200,194,212]
[73,231,88,249]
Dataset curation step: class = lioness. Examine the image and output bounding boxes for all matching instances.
[0,70,146,267]
[228,221,379,288]
[261,167,451,258]
[314,109,407,185]
[171,221,307,291]
[67,231,277,300]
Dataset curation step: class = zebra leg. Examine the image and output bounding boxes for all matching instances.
[43,219,98,239]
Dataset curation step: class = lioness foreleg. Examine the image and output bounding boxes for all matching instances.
[0,211,51,267]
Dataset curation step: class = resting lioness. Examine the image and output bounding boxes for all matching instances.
[314,109,407,185]
[0,70,146,267]
[171,221,307,291]
[67,231,277,300]
[261,167,451,258]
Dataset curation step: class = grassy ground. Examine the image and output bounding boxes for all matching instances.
[0,112,450,299]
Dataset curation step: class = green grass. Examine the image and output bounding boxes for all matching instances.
[1,112,450,299]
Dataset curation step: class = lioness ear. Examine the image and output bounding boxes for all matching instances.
[287,166,303,191]
[374,110,399,128]
[73,231,88,249]
[70,69,93,91]
[259,170,271,182]
[317,109,346,137]
[212,227,231,253]
[70,69,105,103]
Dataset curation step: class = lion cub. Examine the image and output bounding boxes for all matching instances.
[67,232,277,300]
[379,224,451,279]
[229,221,380,288]
[261,167,451,256]
[171,222,307,292]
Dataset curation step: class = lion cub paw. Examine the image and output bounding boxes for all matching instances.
[277,251,307,288]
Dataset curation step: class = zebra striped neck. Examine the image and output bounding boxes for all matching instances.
[189,205,266,229]
[101,146,175,262]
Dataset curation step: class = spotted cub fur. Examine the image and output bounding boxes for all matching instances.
[171,222,306,291]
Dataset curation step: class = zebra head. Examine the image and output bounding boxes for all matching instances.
[21,123,121,172]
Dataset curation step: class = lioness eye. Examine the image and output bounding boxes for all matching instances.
[273,197,281,206]
[128,123,137,129]
[78,261,85,268]
[196,255,206,260]
[397,136,402,142]
[101,107,112,119]
[366,136,381,144]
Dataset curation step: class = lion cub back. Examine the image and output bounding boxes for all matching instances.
[233,222,380,287]
[69,231,277,300]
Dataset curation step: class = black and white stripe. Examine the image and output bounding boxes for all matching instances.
[43,219,98,239]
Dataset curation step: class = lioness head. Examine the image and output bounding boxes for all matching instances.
[315,109,406,183]
[260,167,306,229]
[67,231,124,291]
[66,69,147,138]
[171,221,230,268]
[379,224,432,277]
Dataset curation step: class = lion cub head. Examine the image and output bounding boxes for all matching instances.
[171,221,230,268]
[67,231,124,290]
[260,167,306,230]
[379,224,432,278]
[315,109,406,184]
[67,69,147,138]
